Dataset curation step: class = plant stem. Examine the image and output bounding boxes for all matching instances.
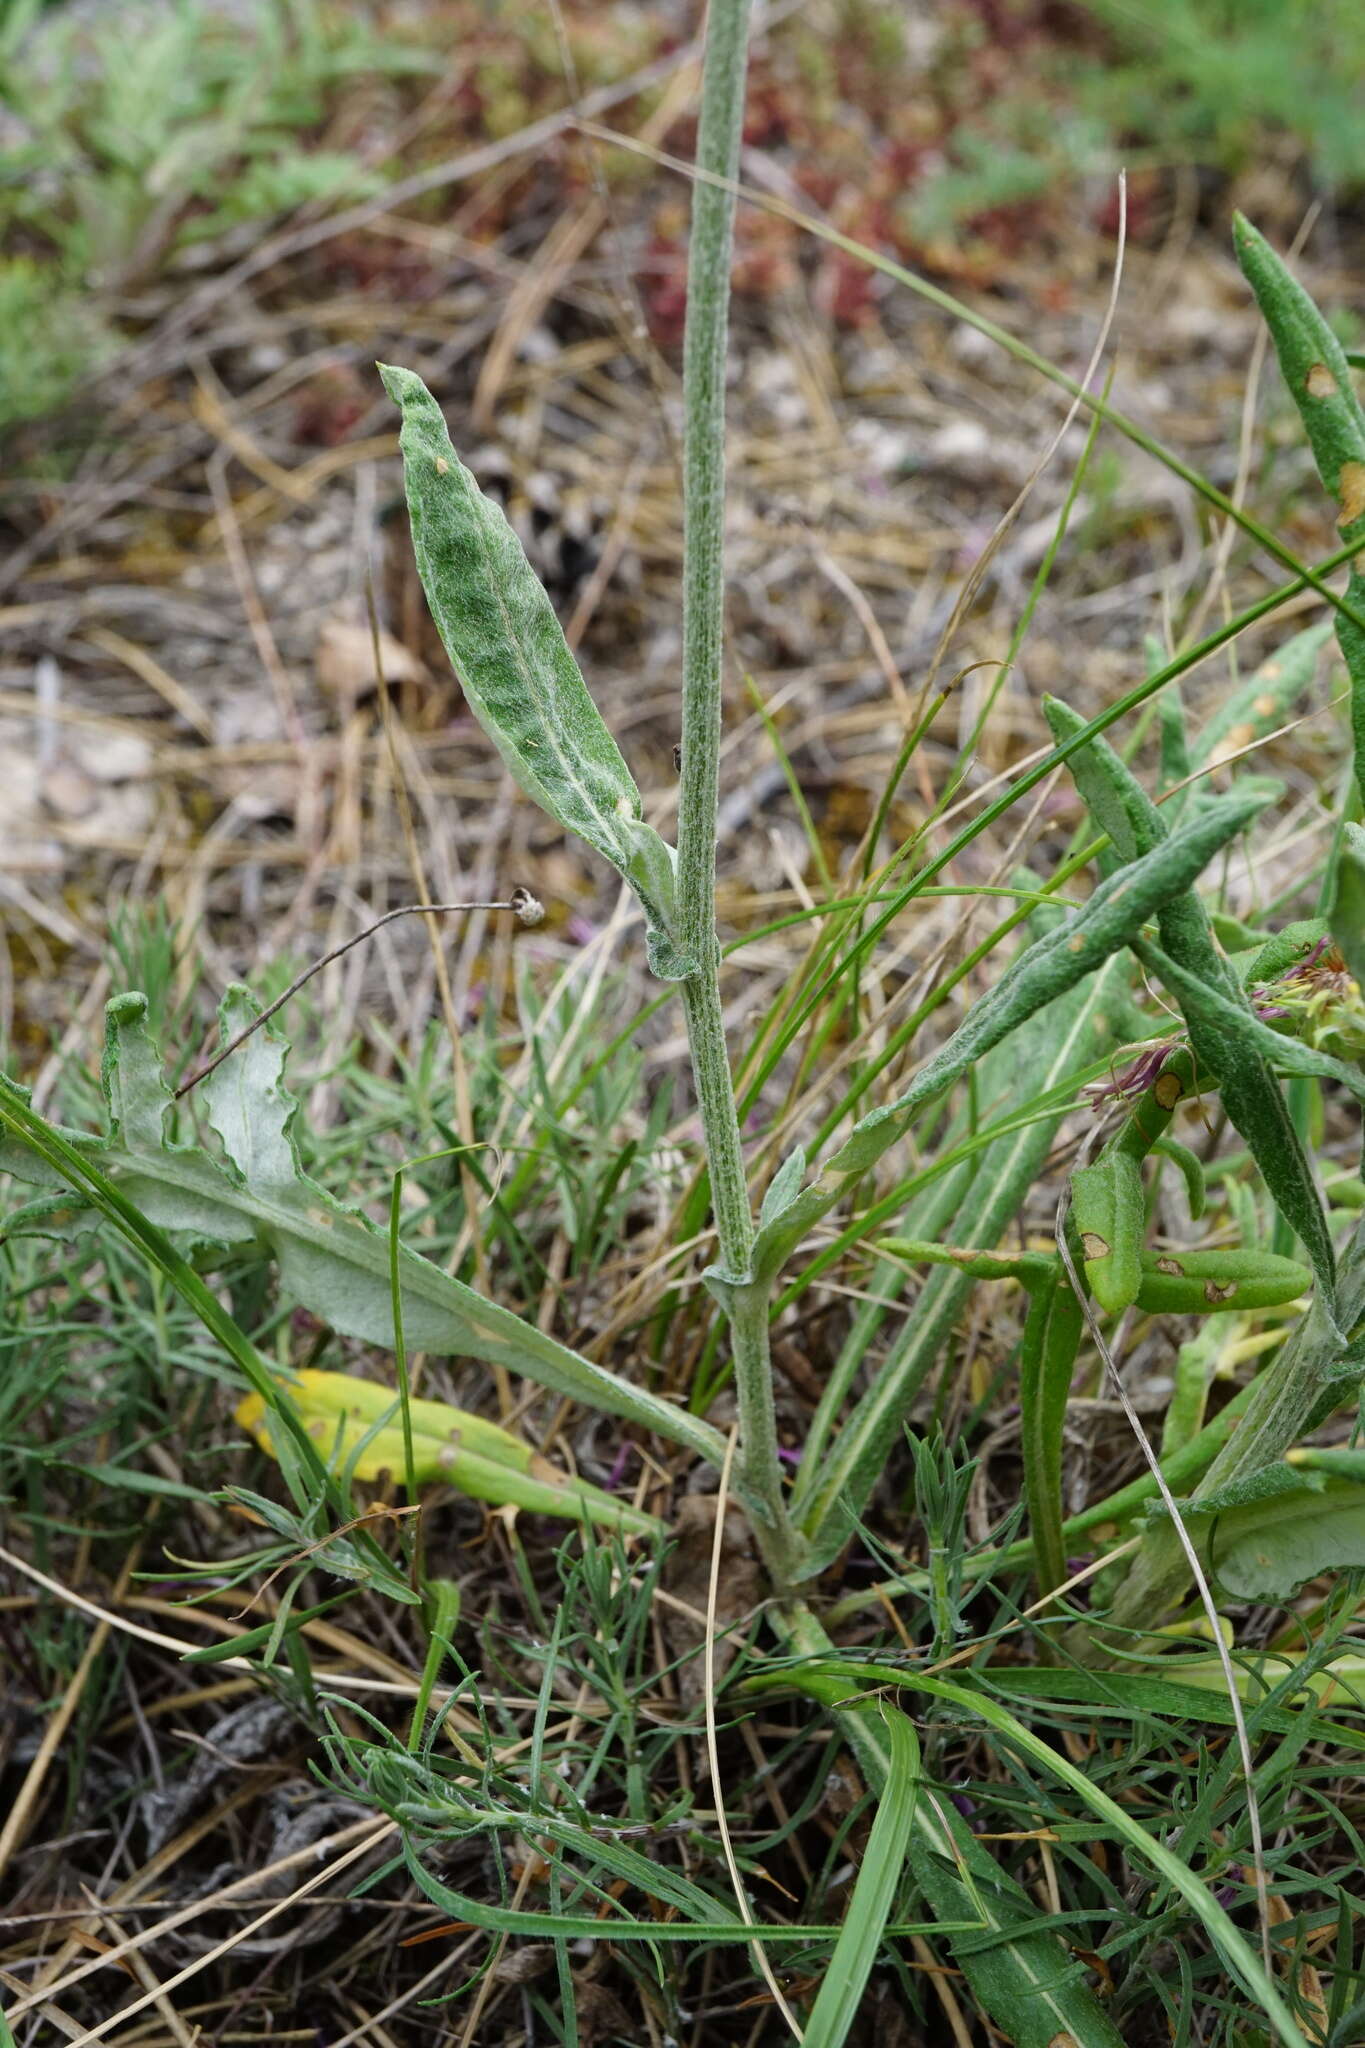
[676,0,750,967]
[674,0,799,1576]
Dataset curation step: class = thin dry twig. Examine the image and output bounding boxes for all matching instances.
[175,892,540,1097]
[704,1428,804,2041]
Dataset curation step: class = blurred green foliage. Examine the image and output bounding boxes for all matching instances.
[1073,0,1365,190]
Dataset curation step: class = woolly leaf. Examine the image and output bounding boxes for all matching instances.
[1071,1151,1145,1313]
[1331,822,1365,993]
[1044,692,1337,1303]
[751,782,1273,1289]
[1134,1248,1311,1316]
[1234,215,1365,802]
[379,363,692,978]
[1190,622,1332,776]
[1,989,728,1474]
[1208,1473,1365,1602]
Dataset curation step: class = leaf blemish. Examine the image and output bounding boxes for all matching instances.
[1338,460,1365,527]
[1305,362,1336,398]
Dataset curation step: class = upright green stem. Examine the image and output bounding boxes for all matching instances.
[674,0,798,1574]
[676,0,750,965]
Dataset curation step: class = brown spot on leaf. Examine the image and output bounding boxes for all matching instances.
[1338,461,1365,529]
[1204,1280,1237,1303]
[1207,720,1255,767]
[1069,935,1086,954]
[435,456,449,474]
[1081,1232,1110,1262]
[1305,362,1336,399]
[1253,693,1278,717]
[1156,1256,1182,1275]
[1154,1072,1184,1109]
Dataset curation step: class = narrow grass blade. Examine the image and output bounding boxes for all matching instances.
[814,1665,1310,2048]
[802,1704,920,2048]
[752,783,1272,1292]
[768,1649,1125,2048]
[981,1663,1365,1754]
[797,955,1126,1557]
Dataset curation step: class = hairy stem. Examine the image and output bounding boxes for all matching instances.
[676,0,750,965]
[674,0,799,1576]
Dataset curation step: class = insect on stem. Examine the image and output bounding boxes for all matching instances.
[174,890,544,1098]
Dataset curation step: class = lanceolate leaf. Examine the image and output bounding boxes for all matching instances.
[1017,1274,1084,1601]
[1132,1247,1311,1316]
[1331,821,1365,994]
[1189,621,1332,776]
[1071,1151,1145,1313]
[748,782,1273,1291]
[1044,694,1337,1301]
[2,990,728,1474]
[237,1368,662,1537]
[379,364,691,978]
[1234,215,1365,803]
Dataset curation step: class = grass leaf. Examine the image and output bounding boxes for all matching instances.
[754,782,1273,1292]
[3,990,729,1474]
[802,1704,920,2048]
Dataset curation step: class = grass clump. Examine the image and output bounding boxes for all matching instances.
[6,4,1365,2044]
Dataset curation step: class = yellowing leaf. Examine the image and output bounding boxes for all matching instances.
[236,1369,661,1537]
